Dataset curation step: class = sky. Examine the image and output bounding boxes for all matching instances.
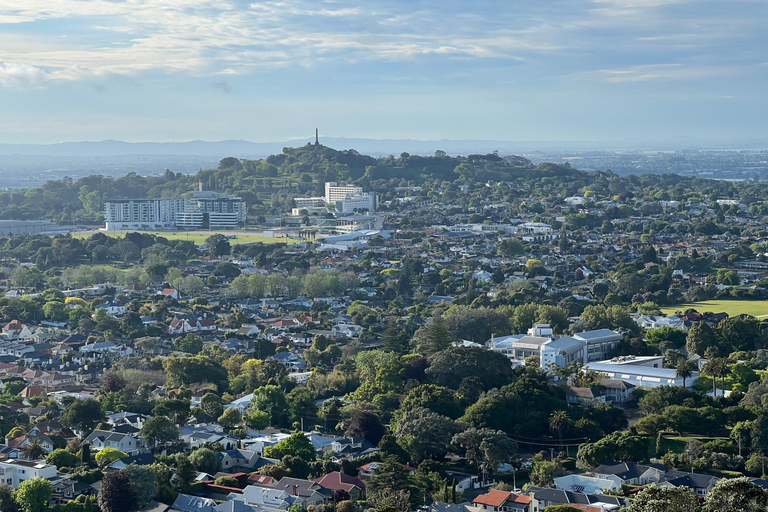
[0,0,766,145]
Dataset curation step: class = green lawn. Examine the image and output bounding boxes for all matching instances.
[661,300,768,319]
[659,436,724,454]
[73,230,289,245]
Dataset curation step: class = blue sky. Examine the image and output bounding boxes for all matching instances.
[0,0,766,144]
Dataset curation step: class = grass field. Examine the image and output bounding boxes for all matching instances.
[73,230,290,245]
[661,300,768,318]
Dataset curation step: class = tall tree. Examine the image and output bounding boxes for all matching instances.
[675,360,695,388]
[98,470,137,512]
[15,479,54,512]
[549,410,570,450]
[686,322,718,356]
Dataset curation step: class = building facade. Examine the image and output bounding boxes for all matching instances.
[104,191,245,230]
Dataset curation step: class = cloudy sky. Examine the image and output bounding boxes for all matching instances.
[0,0,766,144]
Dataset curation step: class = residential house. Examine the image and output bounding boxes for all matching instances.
[0,459,58,488]
[472,490,531,512]
[52,478,97,504]
[2,321,33,341]
[331,437,377,458]
[217,449,262,473]
[659,472,719,496]
[94,301,127,315]
[231,484,304,511]
[527,487,624,512]
[313,471,366,501]
[84,429,141,455]
[180,424,237,450]
[270,352,308,373]
[171,494,216,512]
[594,461,666,486]
[272,477,330,506]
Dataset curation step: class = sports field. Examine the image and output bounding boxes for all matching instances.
[73,230,289,245]
[661,300,768,318]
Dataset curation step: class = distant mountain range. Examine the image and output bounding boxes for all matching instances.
[2,136,768,158]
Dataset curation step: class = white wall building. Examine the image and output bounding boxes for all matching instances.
[104,189,245,231]
[0,460,58,488]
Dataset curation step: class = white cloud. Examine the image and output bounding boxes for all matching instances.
[577,63,738,82]
[0,62,47,88]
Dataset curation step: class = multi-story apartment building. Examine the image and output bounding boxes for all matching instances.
[104,188,245,230]
[103,198,186,230]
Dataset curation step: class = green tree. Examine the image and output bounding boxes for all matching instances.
[189,448,220,474]
[200,393,223,418]
[450,428,517,478]
[626,485,699,512]
[218,408,242,429]
[61,398,105,433]
[675,360,695,388]
[95,447,128,468]
[263,432,316,461]
[702,476,768,512]
[15,478,54,512]
[46,449,80,469]
[529,453,558,487]
[205,234,231,257]
[175,334,204,354]
[549,410,570,450]
[97,470,137,512]
[395,408,463,460]
[246,410,270,431]
[124,464,157,508]
[686,322,718,356]
[251,385,288,427]
[140,416,179,448]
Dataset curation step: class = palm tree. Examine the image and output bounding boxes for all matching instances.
[675,359,695,388]
[549,410,570,450]
[703,357,729,397]
[21,439,46,460]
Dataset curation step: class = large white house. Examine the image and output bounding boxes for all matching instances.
[0,459,58,488]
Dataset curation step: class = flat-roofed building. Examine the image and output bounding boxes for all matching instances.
[586,361,697,388]
[0,459,58,487]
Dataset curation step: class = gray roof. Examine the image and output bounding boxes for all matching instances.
[586,362,680,379]
[573,329,622,342]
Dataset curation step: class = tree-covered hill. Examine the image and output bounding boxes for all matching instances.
[0,142,766,224]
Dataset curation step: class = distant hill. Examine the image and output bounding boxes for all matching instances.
[3,136,767,158]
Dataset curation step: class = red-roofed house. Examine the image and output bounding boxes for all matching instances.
[314,471,366,501]
[3,320,32,340]
[160,289,179,299]
[472,491,530,512]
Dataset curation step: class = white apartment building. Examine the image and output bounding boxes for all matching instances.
[104,198,186,230]
[104,190,245,230]
[0,460,58,488]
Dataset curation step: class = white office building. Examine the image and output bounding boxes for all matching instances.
[324,182,377,213]
[586,359,697,388]
[487,326,623,369]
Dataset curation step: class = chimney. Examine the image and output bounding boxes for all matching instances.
[293,485,298,496]
[199,180,203,192]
